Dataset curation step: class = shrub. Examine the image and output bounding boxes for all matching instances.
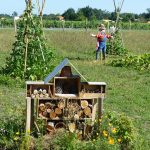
[111,53,150,72]
[93,111,137,150]
[0,116,25,149]
[106,30,128,55]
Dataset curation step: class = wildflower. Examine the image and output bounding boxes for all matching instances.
[112,128,117,134]
[14,137,19,141]
[118,138,121,143]
[108,137,114,145]
[93,139,96,142]
[103,130,108,137]
[27,129,30,134]
[16,132,20,135]
[96,132,99,136]
[99,119,102,122]
[108,123,112,126]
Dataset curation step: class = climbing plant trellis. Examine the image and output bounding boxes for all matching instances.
[106,0,127,55]
[3,0,55,80]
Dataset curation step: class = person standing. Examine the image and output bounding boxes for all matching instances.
[91,24,113,61]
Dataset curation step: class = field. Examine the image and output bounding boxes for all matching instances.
[0,28,150,149]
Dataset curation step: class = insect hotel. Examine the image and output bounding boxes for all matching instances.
[26,58,106,138]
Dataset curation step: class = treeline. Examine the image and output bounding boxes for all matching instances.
[0,19,150,30]
[0,6,150,30]
[42,20,150,30]
[43,6,150,22]
[0,6,150,22]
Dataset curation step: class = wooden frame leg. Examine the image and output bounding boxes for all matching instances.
[26,97,31,134]
[98,96,104,124]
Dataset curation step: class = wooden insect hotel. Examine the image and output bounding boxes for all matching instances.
[26,58,106,138]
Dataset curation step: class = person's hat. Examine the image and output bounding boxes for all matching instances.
[98,24,106,30]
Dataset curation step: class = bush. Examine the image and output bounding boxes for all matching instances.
[93,111,137,150]
[0,116,25,149]
[111,53,150,72]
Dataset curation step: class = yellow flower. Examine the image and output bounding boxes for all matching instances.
[14,137,19,141]
[16,132,20,135]
[112,128,117,134]
[93,139,96,142]
[118,138,121,143]
[108,137,114,145]
[103,130,108,137]
[108,123,112,126]
[99,119,102,122]
[96,133,99,136]
[27,129,30,134]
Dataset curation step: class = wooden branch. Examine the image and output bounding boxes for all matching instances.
[40,0,46,16]
[120,0,125,12]
[36,0,41,15]
[113,0,117,13]
[24,35,29,73]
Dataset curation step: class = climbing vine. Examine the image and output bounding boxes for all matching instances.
[106,29,128,55]
[2,0,55,80]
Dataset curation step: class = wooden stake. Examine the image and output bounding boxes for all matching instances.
[26,97,31,134]
[24,33,29,74]
[98,96,104,124]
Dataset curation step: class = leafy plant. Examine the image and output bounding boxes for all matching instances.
[106,29,128,55]
[93,111,137,150]
[2,2,55,80]
[0,116,25,149]
[111,53,150,72]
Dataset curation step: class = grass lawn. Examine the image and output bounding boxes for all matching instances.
[0,28,150,148]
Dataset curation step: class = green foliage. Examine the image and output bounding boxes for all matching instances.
[0,75,24,87]
[0,116,25,149]
[93,112,137,150]
[111,53,150,72]
[106,30,128,55]
[33,129,119,150]
[2,3,55,80]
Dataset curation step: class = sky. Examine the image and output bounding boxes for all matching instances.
[0,0,149,16]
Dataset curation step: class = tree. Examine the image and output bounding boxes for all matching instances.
[77,6,94,21]
[121,13,135,22]
[12,11,18,17]
[62,8,77,20]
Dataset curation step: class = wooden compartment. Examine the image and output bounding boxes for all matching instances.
[26,81,53,98]
[80,82,106,98]
[54,76,80,97]
[37,99,65,120]
[67,99,93,120]
[46,120,67,134]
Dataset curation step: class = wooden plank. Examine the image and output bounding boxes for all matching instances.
[80,93,105,99]
[97,96,104,124]
[26,97,31,134]
[31,98,34,131]
[92,99,98,125]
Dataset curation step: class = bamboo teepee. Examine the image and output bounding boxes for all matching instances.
[3,0,55,80]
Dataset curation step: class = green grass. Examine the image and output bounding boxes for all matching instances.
[0,28,150,148]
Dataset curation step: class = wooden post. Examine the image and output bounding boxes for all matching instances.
[14,19,17,32]
[26,97,31,134]
[92,99,98,125]
[31,98,34,131]
[98,96,104,124]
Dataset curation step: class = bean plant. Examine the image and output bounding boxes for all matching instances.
[106,29,128,55]
[2,2,55,80]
